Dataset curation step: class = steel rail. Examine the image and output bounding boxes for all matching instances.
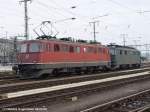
[0,67,150,94]
[1,72,150,110]
[130,105,150,112]
[0,66,149,85]
[81,86,150,112]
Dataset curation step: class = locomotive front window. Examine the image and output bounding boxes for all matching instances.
[20,44,27,53]
[29,43,40,52]
[110,48,115,55]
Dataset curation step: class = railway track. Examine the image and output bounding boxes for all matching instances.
[0,65,149,85]
[0,69,150,112]
[142,62,150,67]
[0,66,149,111]
[0,67,149,94]
[81,88,150,112]
[0,72,15,80]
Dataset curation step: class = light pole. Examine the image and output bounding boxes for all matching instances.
[133,40,140,48]
[90,14,109,42]
[20,0,32,40]
[4,31,8,65]
[120,34,128,46]
[132,36,142,48]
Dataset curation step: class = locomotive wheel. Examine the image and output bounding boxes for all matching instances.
[39,73,49,79]
[52,69,59,76]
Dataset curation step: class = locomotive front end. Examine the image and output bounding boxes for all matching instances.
[14,40,43,78]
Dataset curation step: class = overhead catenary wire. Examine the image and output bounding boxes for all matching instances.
[30,0,92,36]
[26,0,76,26]
[106,0,137,12]
[36,0,69,18]
[106,0,150,18]
[29,0,150,38]
[0,0,150,45]
[45,0,92,21]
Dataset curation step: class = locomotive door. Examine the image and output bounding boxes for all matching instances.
[110,48,116,67]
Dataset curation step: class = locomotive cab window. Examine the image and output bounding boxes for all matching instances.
[110,48,115,55]
[20,44,27,53]
[29,43,40,52]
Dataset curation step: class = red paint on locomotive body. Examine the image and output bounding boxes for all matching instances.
[13,39,141,78]
[17,39,110,64]
[14,39,111,78]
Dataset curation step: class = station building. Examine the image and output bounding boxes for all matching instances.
[0,38,16,65]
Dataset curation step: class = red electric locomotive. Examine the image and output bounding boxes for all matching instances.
[14,37,111,78]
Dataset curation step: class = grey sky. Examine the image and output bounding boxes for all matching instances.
[0,0,150,46]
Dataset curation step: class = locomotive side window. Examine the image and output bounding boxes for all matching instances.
[69,46,74,53]
[39,44,44,52]
[29,43,40,52]
[83,47,87,53]
[134,51,140,55]
[54,44,60,52]
[42,44,49,52]
[62,44,68,52]
[20,44,27,53]
[124,50,127,55]
[76,46,80,53]
[137,51,140,55]
[38,44,49,52]
[133,51,136,55]
[120,50,122,55]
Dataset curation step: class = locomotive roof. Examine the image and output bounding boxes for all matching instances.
[107,44,137,50]
[20,39,107,47]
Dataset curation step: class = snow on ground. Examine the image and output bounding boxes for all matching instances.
[0,66,12,72]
